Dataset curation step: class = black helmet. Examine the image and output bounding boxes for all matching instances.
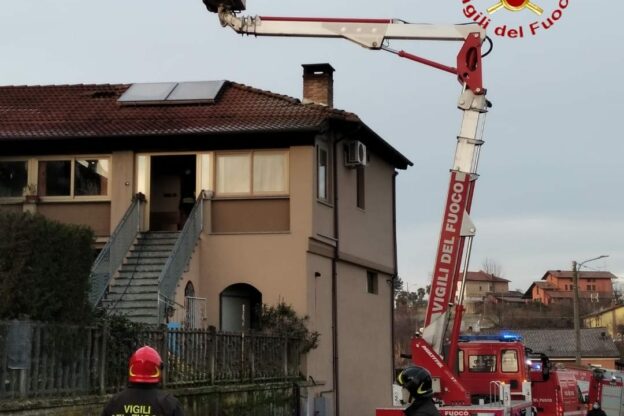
[397,366,433,399]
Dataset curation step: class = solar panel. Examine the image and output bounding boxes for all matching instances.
[167,81,226,103]
[118,80,226,105]
[117,82,177,103]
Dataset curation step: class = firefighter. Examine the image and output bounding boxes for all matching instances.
[397,366,440,416]
[101,346,185,416]
[587,402,607,416]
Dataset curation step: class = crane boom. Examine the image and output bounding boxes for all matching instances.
[209,2,490,351]
[204,2,492,406]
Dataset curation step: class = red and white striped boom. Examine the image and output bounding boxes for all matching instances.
[209,5,491,357]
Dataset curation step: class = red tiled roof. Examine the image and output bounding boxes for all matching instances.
[545,270,616,280]
[0,82,412,169]
[0,82,358,138]
[464,271,510,283]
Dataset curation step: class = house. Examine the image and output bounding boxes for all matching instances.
[478,328,620,368]
[523,270,616,305]
[459,270,510,314]
[584,304,624,342]
[0,64,412,416]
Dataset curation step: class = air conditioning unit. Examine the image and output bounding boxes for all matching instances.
[345,140,367,167]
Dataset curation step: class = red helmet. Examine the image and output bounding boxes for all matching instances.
[128,346,162,384]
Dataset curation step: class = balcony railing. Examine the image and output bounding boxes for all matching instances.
[158,191,207,323]
[89,195,143,306]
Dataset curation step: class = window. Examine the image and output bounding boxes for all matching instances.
[367,271,378,294]
[468,354,496,372]
[38,158,109,197]
[356,165,365,209]
[253,152,288,193]
[216,151,288,196]
[458,350,465,372]
[317,145,330,202]
[74,159,109,196]
[501,350,519,372]
[216,154,251,194]
[0,160,27,197]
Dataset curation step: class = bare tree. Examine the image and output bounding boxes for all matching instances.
[482,258,503,277]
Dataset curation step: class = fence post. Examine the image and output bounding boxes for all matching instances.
[283,336,288,378]
[249,332,255,383]
[161,326,169,388]
[208,326,216,385]
[99,322,108,395]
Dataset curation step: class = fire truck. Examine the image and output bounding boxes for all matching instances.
[199,1,613,415]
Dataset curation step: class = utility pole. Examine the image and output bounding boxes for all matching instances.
[572,260,581,365]
[572,254,609,366]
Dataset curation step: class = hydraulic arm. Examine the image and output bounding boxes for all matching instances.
[203,1,491,404]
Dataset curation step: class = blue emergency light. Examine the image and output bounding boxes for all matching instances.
[459,331,523,342]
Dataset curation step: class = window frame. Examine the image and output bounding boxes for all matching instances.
[36,155,111,201]
[356,165,365,210]
[367,271,378,295]
[0,158,30,202]
[0,155,111,202]
[501,349,519,373]
[214,149,290,198]
[468,354,497,373]
[316,143,332,204]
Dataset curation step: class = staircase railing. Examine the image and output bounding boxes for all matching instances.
[158,191,207,323]
[89,194,144,306]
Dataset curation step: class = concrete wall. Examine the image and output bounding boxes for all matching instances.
[337,149,395,272]
[0,383,298,416]
[110,151,135,232]
[337,262,393,414]
[37,202,110,237]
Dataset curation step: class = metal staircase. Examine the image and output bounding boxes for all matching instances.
[104,232,180,324]
[93,191,208,325]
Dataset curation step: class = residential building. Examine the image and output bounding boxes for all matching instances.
[523,270,616,305]
[0,64,411,415]
[478,328,619,368]
[459,270,510,314]
[584,304,624,342]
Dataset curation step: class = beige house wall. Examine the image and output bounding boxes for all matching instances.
[338,153,395,270]
[195,146,314,325]
[110,151,135,232]
[305,253,336,415]
[37,202,111,237]
[337,262,393,414]
[464,280,509,297]
[585,306,624,340]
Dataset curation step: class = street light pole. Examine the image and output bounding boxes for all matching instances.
[572,260,582,365]
[572,254,609,366]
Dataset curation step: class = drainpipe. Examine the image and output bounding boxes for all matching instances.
[332,135,341,416]
[391,171,398,381]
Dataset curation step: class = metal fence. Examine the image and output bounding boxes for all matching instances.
[158,192,206,323]
[0,321,302,400]
[89,195,143,306]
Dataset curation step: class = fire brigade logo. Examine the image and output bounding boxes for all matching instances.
[487,0,543,16]
[460,0,571,38]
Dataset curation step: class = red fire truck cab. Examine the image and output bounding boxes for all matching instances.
[457,334,530,403]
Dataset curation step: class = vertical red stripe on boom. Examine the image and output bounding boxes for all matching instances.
[424,171,472,327]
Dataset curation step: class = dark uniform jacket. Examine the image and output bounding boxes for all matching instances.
[587,408,607,416]
[102,384,184,416]
[404,398,441,416]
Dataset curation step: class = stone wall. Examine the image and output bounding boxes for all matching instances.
[0,382,300,416]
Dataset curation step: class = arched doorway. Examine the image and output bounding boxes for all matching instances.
[220,283,262,331]
[184,282,197,328]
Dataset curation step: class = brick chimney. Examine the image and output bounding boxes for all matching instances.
[302,63,334,107]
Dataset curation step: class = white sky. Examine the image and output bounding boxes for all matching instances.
[2,0,622,292]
